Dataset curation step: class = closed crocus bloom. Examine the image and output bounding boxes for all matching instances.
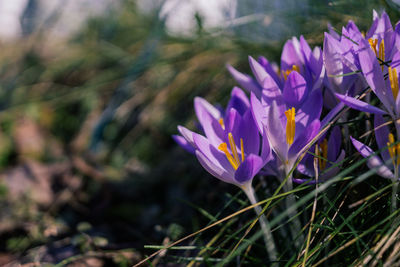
[327,11,400,121]
[174,87,272,187]
[335,39,400,118]
[323,10,400,128]
[324,11,398,94]
[294,126,345,183]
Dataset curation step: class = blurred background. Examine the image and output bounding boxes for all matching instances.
[0,0,399,265]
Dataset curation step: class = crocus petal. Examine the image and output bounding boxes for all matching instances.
[292,177,316,184]
[193,134,234,176]
[283,71,308,108]
[249,56,269,86]
[335,93,387,115]
[260,126,272,163]
[265,101,288,162]
[204,113,226,147]
[392,51,400,69]
[350,136,394,179]
[327,126,342,161]
[238,110,260,155]
[289,119,320,161]
[234,154,263,184]
[351,136,374,158]
[261,73,283,106]
[301,36,324,80]
[328,23,340,40]
[311,57,325,92]
[296,89,323,129]
[227,64,262,98]
[323,33,344,92]
[225,108,242,137]
[250,92,267,135]
[281,39,303,70]
[193,97,226,146]
[296,153,314,177]
[374,114,391,163]
[226,87,250,116]
[177,125,196,147]
[194,97,221,121]
[195,150,234,184]
[358,40,393,113]
[172,135,195,154]
[367,10,393,40]
[257,56,282,87]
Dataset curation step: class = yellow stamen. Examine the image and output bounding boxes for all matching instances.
[218,133,246,170]
[218,118,225,130]
[283,65,300,80]
[318,139,328,170]
[368,38,378,56]
[228,133,240,166]
[240,138,245,162]
[218,142,238,170]
[361,31,366,38]
[379,40,385,71]
[389,66,399,100]
[284,107,296,146]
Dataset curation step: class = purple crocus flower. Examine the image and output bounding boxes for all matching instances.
[335,39,400,118]
[294,126,345,183]
[351,114,398,180]
[323,21,367,104]
[174,88,278,259]
[227,36,325,99]
[326,11,400,121]
[173,87,272,187]
[250,70,323,174]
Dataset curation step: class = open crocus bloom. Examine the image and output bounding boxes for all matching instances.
[351,114,398,180]
[250,69,322,175]
[173,87,272,187]
[294,126,345,183]
[227,36,324,99]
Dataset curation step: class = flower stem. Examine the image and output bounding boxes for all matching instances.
[284,171,304,249]
[242,183,277,263]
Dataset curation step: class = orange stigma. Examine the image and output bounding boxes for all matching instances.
[218,132,245,170]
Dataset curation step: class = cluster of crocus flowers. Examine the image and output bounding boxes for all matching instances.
[173,9,400,258]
